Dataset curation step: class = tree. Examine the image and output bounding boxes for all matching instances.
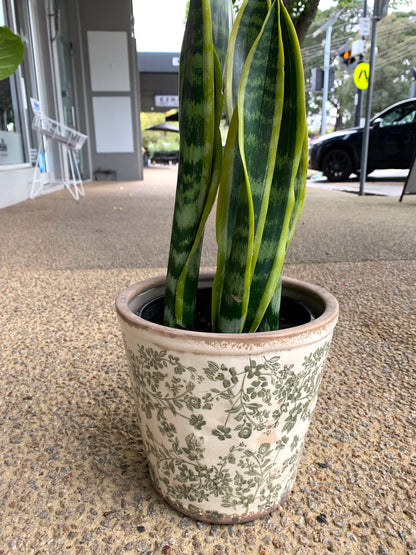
[141,112,179,155]
[371,12,416,112]
[231,0,322,44]
[284,0,321,44]
[302,3,416,133]
[189,0,330,45]
[302,1,364,132]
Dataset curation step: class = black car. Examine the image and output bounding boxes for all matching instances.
[308,98,416,182]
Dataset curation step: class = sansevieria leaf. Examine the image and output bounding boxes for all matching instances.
[164,0,216,328]
[214,0,286,333]
[223,0,269,122]
[287,126,308,248]
[209,0,233,74]
[164,0,308,334]
[258,129,308,332]
[249,1,308,332]
[175,50,224,326]
[238,0,284,283]
[212,108,253,333]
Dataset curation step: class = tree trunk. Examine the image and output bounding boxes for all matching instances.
[334,110,344,131]
[283,0,321,45]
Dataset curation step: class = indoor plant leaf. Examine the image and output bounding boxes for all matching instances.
[209,0,234,74]
[175,50,224,326]
[0,26,24,81]
[246,2,308,332]
[214,0,286,333]
[164,0,216,329]
[223,0,270,122]
[212,107,254,333]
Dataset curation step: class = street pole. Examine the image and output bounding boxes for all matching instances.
[320,25,332,135]
[359,0,379,196]
[313,10,343,137]
[354,0,368,127]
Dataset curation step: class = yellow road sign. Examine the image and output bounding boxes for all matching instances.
[354,62,370,90]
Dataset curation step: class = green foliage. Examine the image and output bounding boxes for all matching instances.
[302,5,416,132]
[141,112,179,153]
[0,26,24,81]
[164,0,307,333]
[163,0,220,329]
[371,12,416,114]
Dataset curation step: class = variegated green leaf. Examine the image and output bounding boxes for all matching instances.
[209,0,233,74]
[238,0,284,281]
[164,0,216,329]
[214,0,286,333]
[175,51,224,326]
[258,125,308,329]
[0,27,24,81]
[223,0,269,122]
[248,1,308,332]
[287,126,308,247]
[212,108,253,333]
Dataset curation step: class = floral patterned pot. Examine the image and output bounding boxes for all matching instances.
[116,272,338,524]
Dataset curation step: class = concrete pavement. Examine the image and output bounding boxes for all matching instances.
[0,167,415,554]
[307,169,409,197]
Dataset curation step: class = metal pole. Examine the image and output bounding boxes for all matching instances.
[354,0,368,128]
[320,24,332,136]
[359,0,378,196]
[354,91,362,128]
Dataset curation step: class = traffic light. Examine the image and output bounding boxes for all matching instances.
[311,68,324,92]
[374,0,389,20]
[338,44,357,71]
[311,67,335,93]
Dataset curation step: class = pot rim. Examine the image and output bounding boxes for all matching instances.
[116,271,338,344]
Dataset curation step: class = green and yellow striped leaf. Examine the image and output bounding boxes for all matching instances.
[175,50,224,326]
[238,0,284,283]
[164,0,308,334]
[209,0,234,74]
[287,126,308,248]
[212,108,253,332]
[214,0,288,333]
[164,0,216,328]
[223,0,270,122]
[250,2,308,332]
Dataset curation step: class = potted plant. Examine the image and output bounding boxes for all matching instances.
[0,26,25,81]
[116,0,338,524]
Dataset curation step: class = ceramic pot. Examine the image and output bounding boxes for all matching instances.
[116,272,338,524]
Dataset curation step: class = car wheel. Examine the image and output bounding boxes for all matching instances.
[321,149,352,182]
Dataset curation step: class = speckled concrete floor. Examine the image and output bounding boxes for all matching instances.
[0,170,415,554]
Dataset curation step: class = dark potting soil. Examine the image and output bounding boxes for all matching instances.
[137,287,315,332]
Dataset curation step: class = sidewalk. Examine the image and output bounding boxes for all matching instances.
[307,169,409,197]
[1,168,415,554]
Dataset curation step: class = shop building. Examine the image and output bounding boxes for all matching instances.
[0,0,143,209]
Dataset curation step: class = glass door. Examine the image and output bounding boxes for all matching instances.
[55,0,78,131]
[0,0,28,165]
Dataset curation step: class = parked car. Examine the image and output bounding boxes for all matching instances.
[308,98,416,181]
[151,151,179,165]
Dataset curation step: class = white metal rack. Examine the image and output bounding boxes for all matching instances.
[31,113,88,201]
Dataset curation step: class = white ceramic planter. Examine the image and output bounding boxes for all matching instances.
[116,272,338,523]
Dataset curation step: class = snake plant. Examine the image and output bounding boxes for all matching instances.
[164,0,308,333]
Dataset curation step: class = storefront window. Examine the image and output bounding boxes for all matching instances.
[0,0,27,165]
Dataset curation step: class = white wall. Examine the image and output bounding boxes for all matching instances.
[0,166,35,209]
